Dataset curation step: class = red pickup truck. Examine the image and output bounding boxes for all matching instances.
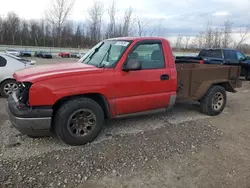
[6,37,241,146]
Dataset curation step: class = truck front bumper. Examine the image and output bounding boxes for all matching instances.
[6,92,53,137]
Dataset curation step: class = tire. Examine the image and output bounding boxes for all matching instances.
[54,98,104,146]
[0,79,18,98]
[200,85,226,116]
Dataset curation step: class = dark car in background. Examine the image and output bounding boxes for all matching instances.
[19,50,32,57]
[34,51,52,59]
[175,48,250,80]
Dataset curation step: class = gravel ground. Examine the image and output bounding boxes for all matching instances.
[0,58,250,187]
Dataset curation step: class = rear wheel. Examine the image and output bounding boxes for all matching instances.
[54,98,104,146]
[0,79,18,98]
[200,85,226,116]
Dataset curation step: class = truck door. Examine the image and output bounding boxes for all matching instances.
[224,50,247,75]
[236,50,250,76]
[114,40,174,115]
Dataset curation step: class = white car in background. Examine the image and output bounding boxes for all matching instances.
[5,48,20,56]
[0,53,36,97]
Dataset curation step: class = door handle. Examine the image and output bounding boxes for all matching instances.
[160,74,169,80]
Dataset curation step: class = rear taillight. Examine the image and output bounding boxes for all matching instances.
[200,60,204,64]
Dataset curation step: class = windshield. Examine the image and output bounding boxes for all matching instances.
[78,40,131,68]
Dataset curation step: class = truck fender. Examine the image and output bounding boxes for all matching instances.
[193,80,236,100]
[52,93,114,119]
[218,82,237,93]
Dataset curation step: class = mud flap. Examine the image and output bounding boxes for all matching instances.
[166,95,176,111]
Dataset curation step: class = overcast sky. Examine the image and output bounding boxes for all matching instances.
[0,0,250,39]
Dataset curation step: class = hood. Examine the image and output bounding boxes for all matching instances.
[14,62,100,83]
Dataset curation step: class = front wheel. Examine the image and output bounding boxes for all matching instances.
[200,85,226,116]
[54,98,104,146]
[0,79,18,98]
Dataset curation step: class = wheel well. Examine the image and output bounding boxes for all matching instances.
[198,83,229,101]
[0,78,16,86]
[52,93,111,119]
[216,82,235,93]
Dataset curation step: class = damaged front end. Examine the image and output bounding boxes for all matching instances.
[6,82,53,137]
[14,82,33,107]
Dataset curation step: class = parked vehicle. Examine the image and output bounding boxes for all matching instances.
[70,53,77,58]
[5,48,20,56]
[19,50,32,57]
[34,51,52,58]
[0,53,36,97]
[6,37,241,146]
[175,48,250,80]
[71,52,85,58]
[58,52,70,58]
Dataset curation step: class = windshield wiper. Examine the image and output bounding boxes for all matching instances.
[85,42,104,65]
[99,44,112,68]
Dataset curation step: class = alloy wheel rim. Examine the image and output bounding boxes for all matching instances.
[3,83,18,95]
[212,92,224,111]
[67,109,96,137]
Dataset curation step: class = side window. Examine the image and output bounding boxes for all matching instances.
[0,56,7,67]
[127,43,165,69]
[236,51,246,61]
[224,50,238,61]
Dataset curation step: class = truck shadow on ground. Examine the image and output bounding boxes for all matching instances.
[0,101,215,160]
[99,101,208,141]
[1,100,209,152]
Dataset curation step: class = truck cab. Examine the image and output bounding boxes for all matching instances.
[75,38,177,115]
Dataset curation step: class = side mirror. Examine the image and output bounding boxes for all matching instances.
[122,60,142,71]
